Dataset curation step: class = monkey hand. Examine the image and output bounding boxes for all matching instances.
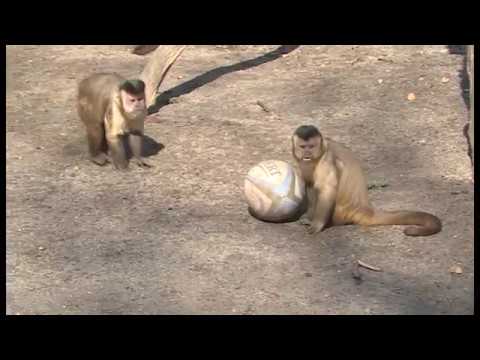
[298,215,312,226]
[307,221,326,235]
[112,158,129,170]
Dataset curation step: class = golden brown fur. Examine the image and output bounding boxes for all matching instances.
[292,125,442,236]
[77,73,150,169]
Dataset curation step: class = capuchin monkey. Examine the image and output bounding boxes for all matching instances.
[292,125,442,237]
[77,73,151,169]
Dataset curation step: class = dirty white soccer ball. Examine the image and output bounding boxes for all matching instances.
[244,160,306,223]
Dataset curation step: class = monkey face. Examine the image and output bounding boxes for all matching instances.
[292,135,323,162]
[120,90,147,117]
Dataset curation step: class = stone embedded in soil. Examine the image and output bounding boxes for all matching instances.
[449,266,463,274]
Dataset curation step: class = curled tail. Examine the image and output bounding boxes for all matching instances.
[356,209,442,236]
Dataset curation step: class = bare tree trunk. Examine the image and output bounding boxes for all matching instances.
[140,45,187,108]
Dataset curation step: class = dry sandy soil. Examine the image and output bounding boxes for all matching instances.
[6,45,474,315]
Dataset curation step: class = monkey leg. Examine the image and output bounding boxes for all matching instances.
[128,134,152,168]
[86,125,109,166]
[108,136,129,170]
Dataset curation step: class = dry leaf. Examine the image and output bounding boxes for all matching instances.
[449,265,463,274]
[407,93,416,101]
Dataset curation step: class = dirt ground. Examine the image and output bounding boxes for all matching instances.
[6,45,474,315]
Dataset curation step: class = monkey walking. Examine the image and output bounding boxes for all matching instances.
[292,125,442,236]
[77,73,151,169]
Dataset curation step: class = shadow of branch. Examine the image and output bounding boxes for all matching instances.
[147,45,300,114]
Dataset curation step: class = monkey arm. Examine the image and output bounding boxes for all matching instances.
[308,172,338,234]
[128,133,151,167]
[299,186,316,225]
[107,136,128,169]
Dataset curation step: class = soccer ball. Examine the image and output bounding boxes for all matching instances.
[244,160,306,223]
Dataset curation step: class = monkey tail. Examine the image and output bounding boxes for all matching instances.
[356,209,442,236]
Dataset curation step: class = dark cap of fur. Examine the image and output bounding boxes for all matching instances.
[119,79,145,95]
[294,125,321,140]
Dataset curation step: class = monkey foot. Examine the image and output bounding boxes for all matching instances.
[307,222,326,234]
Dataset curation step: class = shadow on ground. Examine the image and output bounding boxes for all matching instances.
[62,134,164,160]
[148,45,300,114]
[447,45,470,109]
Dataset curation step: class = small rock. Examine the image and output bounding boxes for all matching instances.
[419,139,426,144]
[441,77,450,83]
[377,79,383,84]
[449,265,463,274]
[407,93,416,101]
[38,246,45,251]
[419,77,425,81]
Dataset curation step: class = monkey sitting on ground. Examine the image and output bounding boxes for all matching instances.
[77,73,151,169]
[292,125,442,236]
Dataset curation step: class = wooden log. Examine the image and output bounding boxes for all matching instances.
[140,45,187,107]
[131,45,159,55]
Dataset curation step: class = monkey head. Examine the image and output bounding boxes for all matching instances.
[118,79,147,119]
[292,125,325,163]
